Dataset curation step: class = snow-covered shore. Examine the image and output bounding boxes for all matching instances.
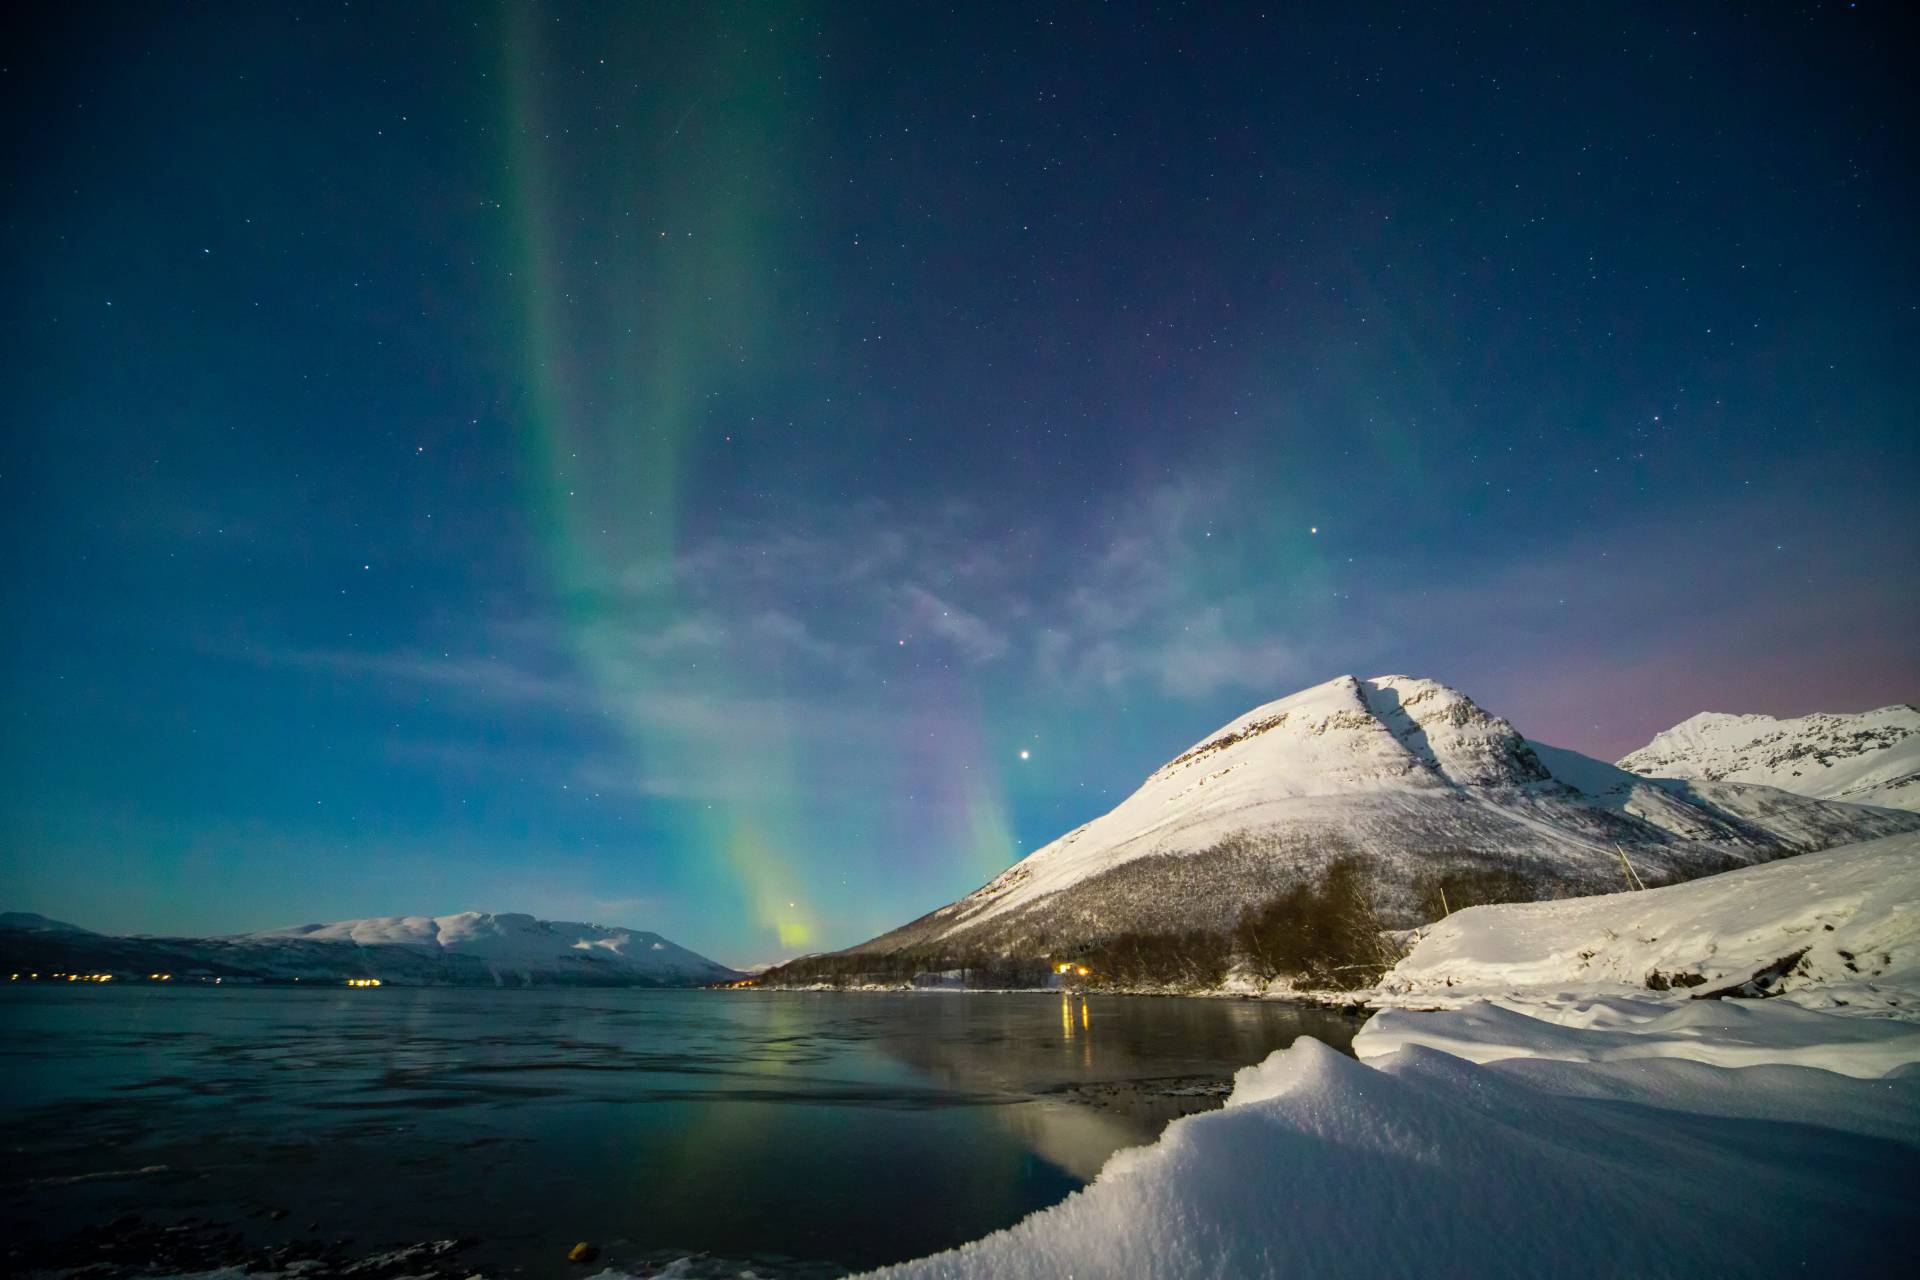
[860,835,1920,1278]
[1375,831,1920,1015]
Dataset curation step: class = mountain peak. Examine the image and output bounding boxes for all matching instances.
[1150,673,1545,796]
[1620,704,1920,810]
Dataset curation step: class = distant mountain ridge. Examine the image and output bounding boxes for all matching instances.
[1618,705,1920,811]
[827,675,1920,964]
[0,912,93,935]
[0,910,739,987]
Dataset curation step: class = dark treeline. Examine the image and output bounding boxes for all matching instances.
[760,856,1537,993]
[1231,857,1398,990]
[1410,861,1540,922]
[756,948,1054,990]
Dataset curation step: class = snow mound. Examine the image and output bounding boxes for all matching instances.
[1377,831,1920,1015]
[1620,704,1920,810]
[863,1033,1920,1279]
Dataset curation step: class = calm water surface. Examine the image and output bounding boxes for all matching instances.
[0,987,1359,1276]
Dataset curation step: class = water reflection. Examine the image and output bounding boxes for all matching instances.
[0,987,1359,1276]
[867,993,1358,1181]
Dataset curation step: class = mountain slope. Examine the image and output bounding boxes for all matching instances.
[0,910,740,986]
[839,675,1920,961]
[1618,705,1920,811]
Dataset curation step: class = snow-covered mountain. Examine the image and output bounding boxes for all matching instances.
[0,910,739,987]
[838,675,1920,960]
[1618,705,1920,811]
[238,912,740,985]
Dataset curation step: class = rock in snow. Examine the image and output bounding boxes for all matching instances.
[861,834,1920,1280]
[841,675,1919,958]
[1619,703,1920,810]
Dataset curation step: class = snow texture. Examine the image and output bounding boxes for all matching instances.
[1619,704,1920,810]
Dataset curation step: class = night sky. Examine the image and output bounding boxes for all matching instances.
[4,3,1915,964]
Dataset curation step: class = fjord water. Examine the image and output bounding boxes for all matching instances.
[1,987,1358,1276]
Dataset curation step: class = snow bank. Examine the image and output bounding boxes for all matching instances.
[1357,994,1920,1078]
[1377,831,1920,1015]
[864,1031,1920,1279]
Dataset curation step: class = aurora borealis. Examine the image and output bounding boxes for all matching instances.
[3,3,1915,964]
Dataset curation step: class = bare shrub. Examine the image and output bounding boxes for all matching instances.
[1234,857,1395,990]
[1412,862,1538,920]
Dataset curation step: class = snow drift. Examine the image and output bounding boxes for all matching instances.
[864,1031,1920,1279]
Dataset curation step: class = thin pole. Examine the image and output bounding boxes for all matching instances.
[1615,844,1647,892]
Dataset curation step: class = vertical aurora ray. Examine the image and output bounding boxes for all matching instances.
[495,4,826,951]
[486,8,1340,958]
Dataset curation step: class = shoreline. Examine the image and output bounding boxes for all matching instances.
[744,980,1380,1014]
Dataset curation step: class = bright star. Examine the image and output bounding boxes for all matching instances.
[1019,749,1031,760]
